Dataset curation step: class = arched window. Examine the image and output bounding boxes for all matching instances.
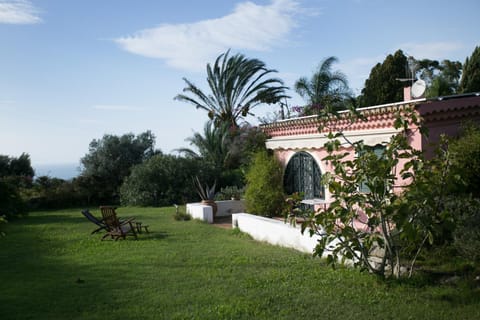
[283,152,324,199]
[359,144,386,193]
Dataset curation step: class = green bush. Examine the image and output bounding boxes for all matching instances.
[244,150,285,217]
[0,178,27,218]
[400,127,480,268]
[27,176,87,210]
[173,205,192,221]
[120,154,212,206]
[449,124,480,197]
[0,153,34,217]
[453,197,480,263]
[0,215,6,236]
[215,185,245,200]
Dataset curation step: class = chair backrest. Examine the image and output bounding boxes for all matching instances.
[100,206,121,228]
[81,209,103,227]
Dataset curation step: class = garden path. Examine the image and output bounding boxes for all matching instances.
[213,215,232,229]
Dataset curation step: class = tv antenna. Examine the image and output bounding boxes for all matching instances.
[396,56,418,85]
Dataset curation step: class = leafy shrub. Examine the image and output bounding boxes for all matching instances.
[120,154,212,206]
[0,178,28,218]
[244,150,285,216]
[214,185,245,200]
[0,215,6,236]
[283,192,313,226]
[453,197,480,263]
[449,124,480,197]
[401,140,459,248]
[0,153,34,217]
[173,205,192,221]
[27,176,87,210]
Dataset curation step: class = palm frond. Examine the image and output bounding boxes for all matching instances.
[176,49,288,127]
[294,56,352,108]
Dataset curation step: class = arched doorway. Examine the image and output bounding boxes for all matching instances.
[283,152,324,199]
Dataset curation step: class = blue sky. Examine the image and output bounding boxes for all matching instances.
[1,0,479,174]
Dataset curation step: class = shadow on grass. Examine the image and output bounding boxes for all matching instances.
[383,271,480,306]
[98,231,169,241]
[0,211,167,319]
[9,213,87,225]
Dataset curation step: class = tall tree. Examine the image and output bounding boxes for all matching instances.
[427,75,456,97]
[176,121,231,171]
[175,50,289,128]
[120,154,204,207]
[80,131,157,202]
[294,56,352,113]
[459,46,480,93]
[414,58,462,97]
[0,153,34,218]
[440,59,462,88]
[176,121,266,187]
[0,153,34,178]
[359,50,408,106]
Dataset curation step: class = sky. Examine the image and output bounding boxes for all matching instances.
[1,0,479,177]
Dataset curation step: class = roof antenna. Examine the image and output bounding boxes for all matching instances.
[396,56,426,99]
[396,56,417,84]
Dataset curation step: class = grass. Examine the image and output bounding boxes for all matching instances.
[1,207,479,320]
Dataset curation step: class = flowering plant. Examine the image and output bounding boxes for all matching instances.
[291,104,324,116]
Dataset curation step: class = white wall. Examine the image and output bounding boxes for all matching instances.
[186,200,246,224]
[186,203,214,223]
[216,200,246,216]
[232,213,323,254]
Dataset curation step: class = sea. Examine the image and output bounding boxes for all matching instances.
[34,163,81,180]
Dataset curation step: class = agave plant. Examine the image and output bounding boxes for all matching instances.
[193,176,216,201]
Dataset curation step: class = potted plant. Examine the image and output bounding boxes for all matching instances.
[193,176,217,219]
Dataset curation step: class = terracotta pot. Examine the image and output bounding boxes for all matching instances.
[201,200,218,219]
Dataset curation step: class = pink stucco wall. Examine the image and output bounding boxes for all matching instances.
[267,102,423,202]
[262,95,480,230]
[418,97,480,158]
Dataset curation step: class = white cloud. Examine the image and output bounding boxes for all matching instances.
[399,41,464,61]
[92,105,145,111]
[115,0,300,71]
[0,0,41,24]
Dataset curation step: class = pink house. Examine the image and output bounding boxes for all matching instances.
[260,94,480,207]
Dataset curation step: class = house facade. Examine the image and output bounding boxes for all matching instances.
[260,94,480,206]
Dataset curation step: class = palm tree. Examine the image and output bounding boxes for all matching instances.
[175,50,289,128]
[175,121,232,171]
[294,56,352,113]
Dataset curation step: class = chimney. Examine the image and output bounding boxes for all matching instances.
[403,86,412,101]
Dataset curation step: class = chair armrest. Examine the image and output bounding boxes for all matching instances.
[120,217,136,225]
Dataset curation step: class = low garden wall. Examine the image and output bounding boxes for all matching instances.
[186,200,246,224]
[232,213,324,254]
[187,205,354,264]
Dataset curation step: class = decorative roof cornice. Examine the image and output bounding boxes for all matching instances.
[417,95,480,122]
[262,95,480,138]
[261,100,422,138]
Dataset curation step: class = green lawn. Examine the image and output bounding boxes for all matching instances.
[0,207,479,320]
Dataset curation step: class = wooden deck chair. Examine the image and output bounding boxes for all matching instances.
[100,206,137,240]
[81,209,108,234]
